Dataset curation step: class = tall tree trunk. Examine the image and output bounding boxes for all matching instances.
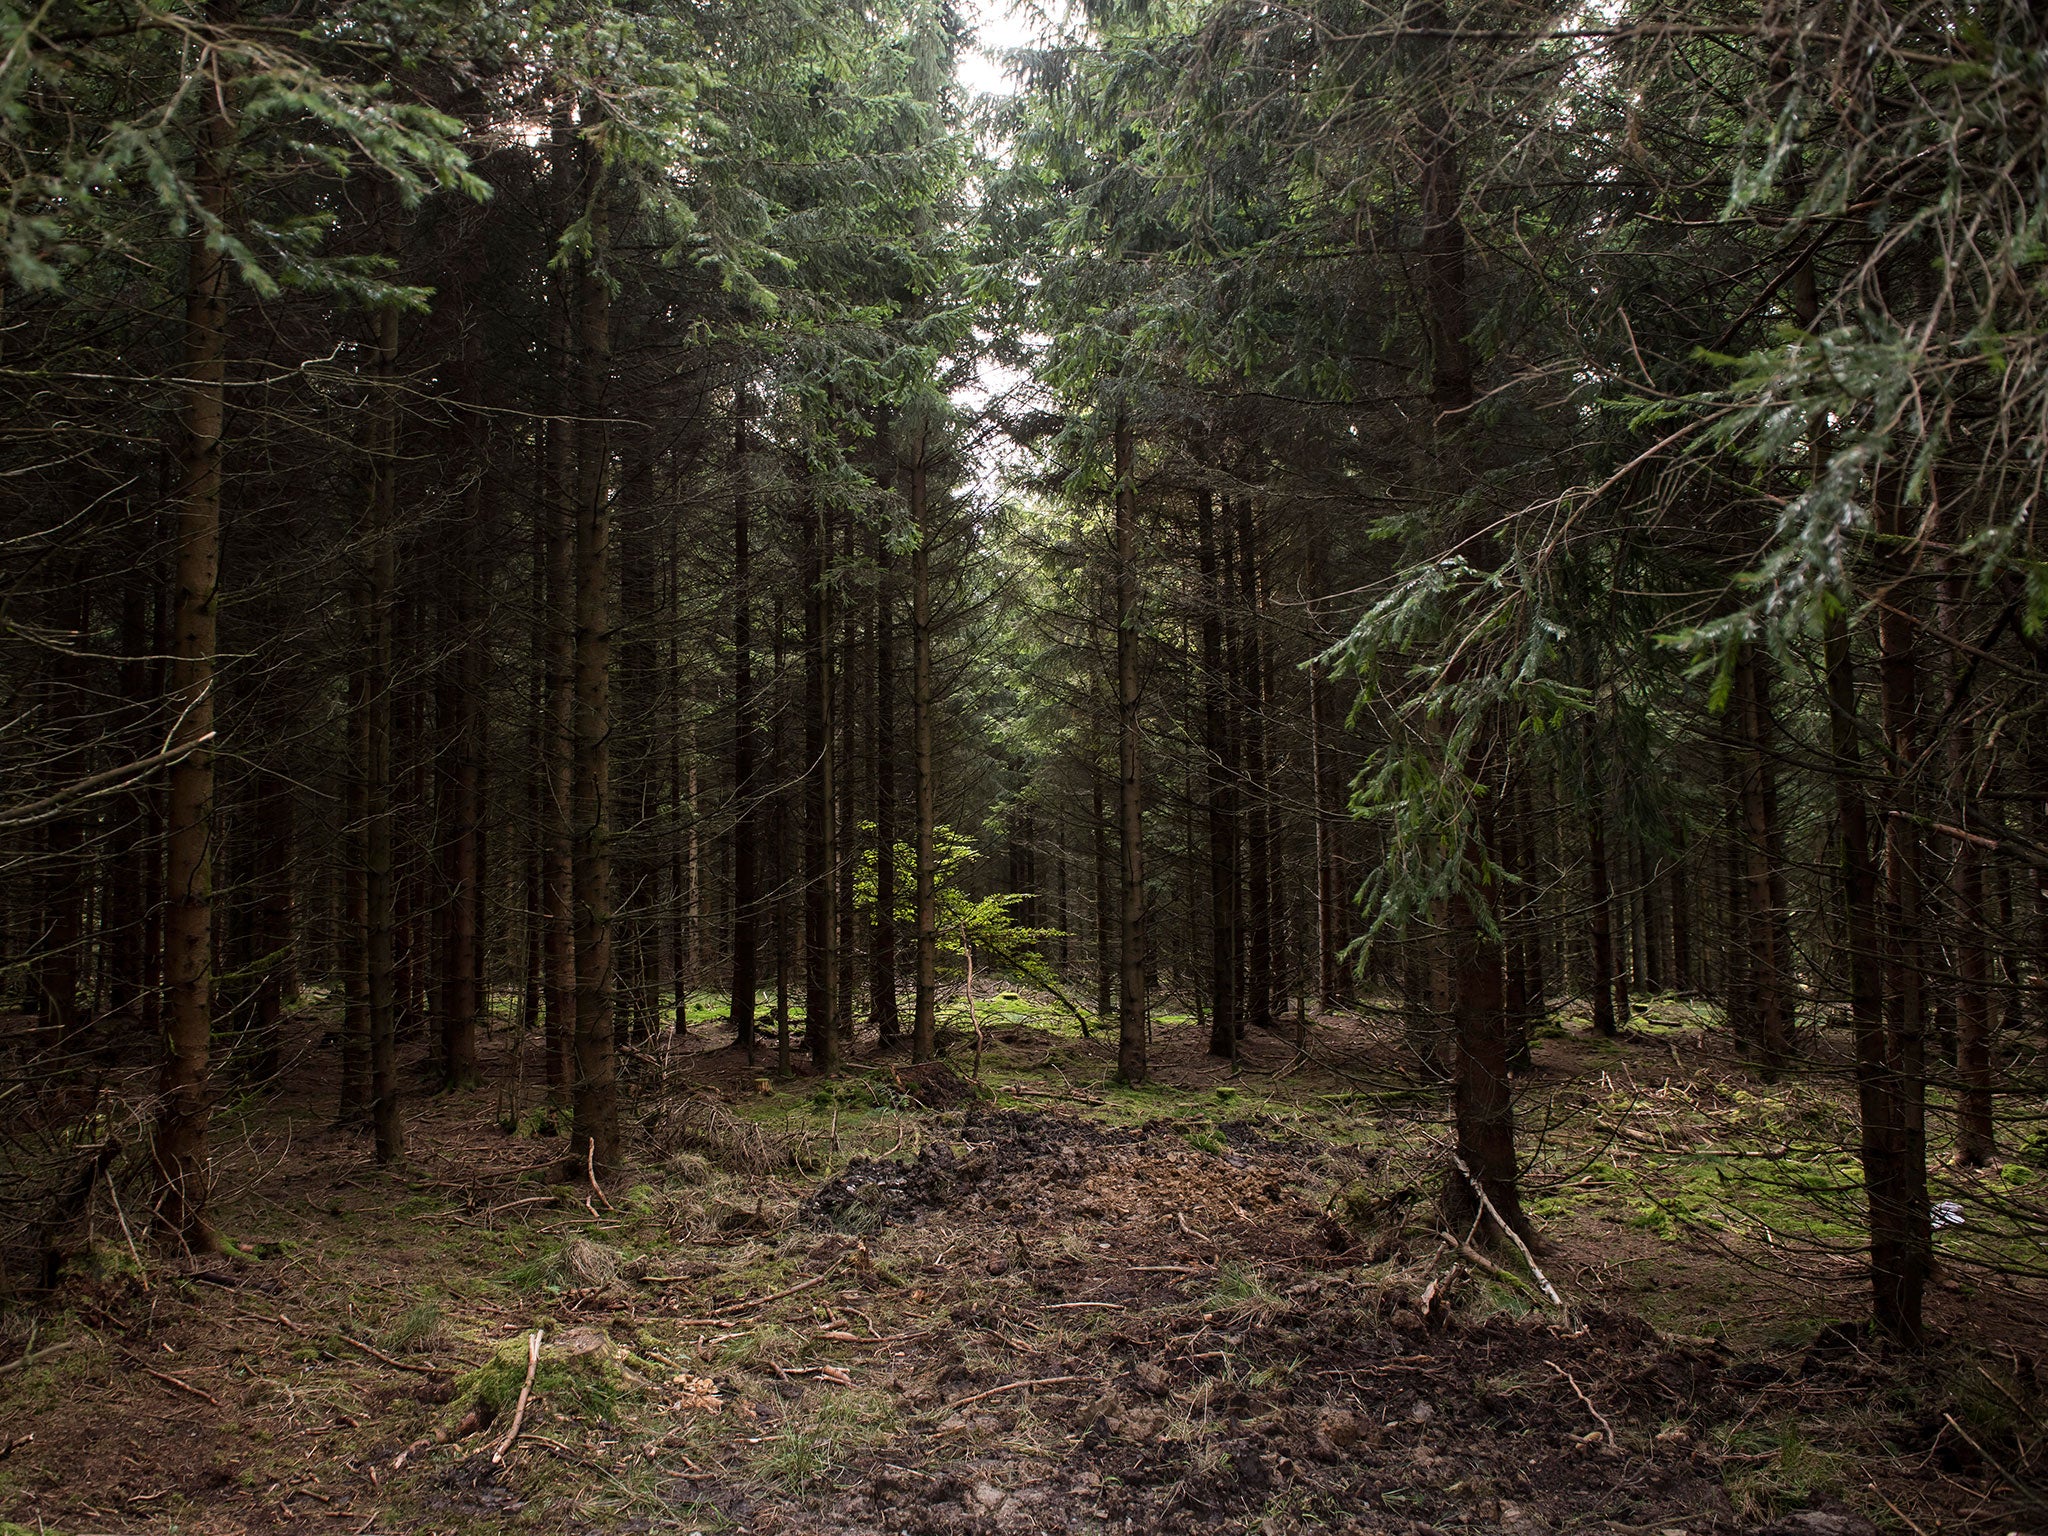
[771,593,794,1073]
[910,452,938,1064]
[521,460,546,1071]
[728,397,760,1054]
[1092,771,1112,1025]
[365,303,402,1164]
[1873,487,1931,1316]
[1940,562,1993,1163]
[154,26,233,1245]
[1825,607,1925,1344]
[541,99,577,1109]
[1500,781,1533,1074]
[247,763,292,1081]
[439,468,485,1089]
[1113,412,1146,1084]
[341,601,370,1123]
[1668,822,1693,993]
[39,577,88,1049]
[1309,662,1343,1012]
[802,495,839,1074]
[1237,498,1273,1035]
[569,149,617,1171]
[108,570,154,1031]
[872,534,901,1046]
[1451,793,1524,1236]
[835,512,857,1045]
[1517,774,1549,1043]
[1196,489,1237,1058]
[1733,647,1791,1069]
[1587,797,1618,1037]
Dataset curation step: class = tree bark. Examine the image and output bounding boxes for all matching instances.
[154,29,233,1245]
[1872,487,1932,1321]
[569,145,618,1171]
[1940,562,1994,1163]
[541,99,577,1109]
[728,396,761,1054]
[1825,607,1926,1344]
[1236,498,1273,1035]
[910,451,938,1064]
[364,303,402,1164]
[802,494,840,1074]
[872,532,901,1046]
[438,467,485,1089]
[1587,798,1618,1037]
[1733,646,1791,1070]
[1196,489,1238,1058]
[1113,412,1146,1084]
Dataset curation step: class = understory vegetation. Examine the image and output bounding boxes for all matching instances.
[4,998,2041,1534]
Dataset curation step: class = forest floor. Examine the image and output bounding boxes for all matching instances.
[2,992,2044,1536]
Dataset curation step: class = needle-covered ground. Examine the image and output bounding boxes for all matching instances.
[2,995,2041,1535]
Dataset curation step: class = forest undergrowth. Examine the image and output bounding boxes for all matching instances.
[3,996,2040,1536]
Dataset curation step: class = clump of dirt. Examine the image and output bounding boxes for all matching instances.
[887,1061,979,1109]
[800,1107,1141,1229]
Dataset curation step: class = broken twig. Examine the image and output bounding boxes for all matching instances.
[491,1330,543,1464]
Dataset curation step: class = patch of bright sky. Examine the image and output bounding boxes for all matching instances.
[957,0,1054,100]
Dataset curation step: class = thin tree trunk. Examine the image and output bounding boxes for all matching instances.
[910,451,938,1064]
[1733,646,1790,1069]
[1113,412,1146,1084]
[802,495,839,1074]
[1587,797,1618,1037]
[1873,486,1931,1317]
[108,571,154,1031]
[521,448,547,1067]
[1092,771,1112,1025]
[440,469,485,1089]
[1825,607,1925,1344]
[1237,498,1273,1035]
[773,592,794,1074]
[569,149,617,1171]
[728,397,760,1054]
[1196,489,1237,1058]
[872,534,901,1046]
[365,303,402,1164]
[154,25,233,1245]
[835,511,857,1045]
[1940,562,1993,1163]
[541,99,577,1109]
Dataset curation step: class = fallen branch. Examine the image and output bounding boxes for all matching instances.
[999,1084,1105,1106]
[1445,1235,1538,1298]
[490,1330,543,1464]
[652,1263,840,1316]
[105,1170,149,1292]
[1547,1361,1614,1447]
[0,1338,76,1375]
[143,1365,222,1408]
[337,1335,446,1376]
[585,1142,614,1213]
[1453,1154,1565,1309]
[943,1375,1086,1415]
